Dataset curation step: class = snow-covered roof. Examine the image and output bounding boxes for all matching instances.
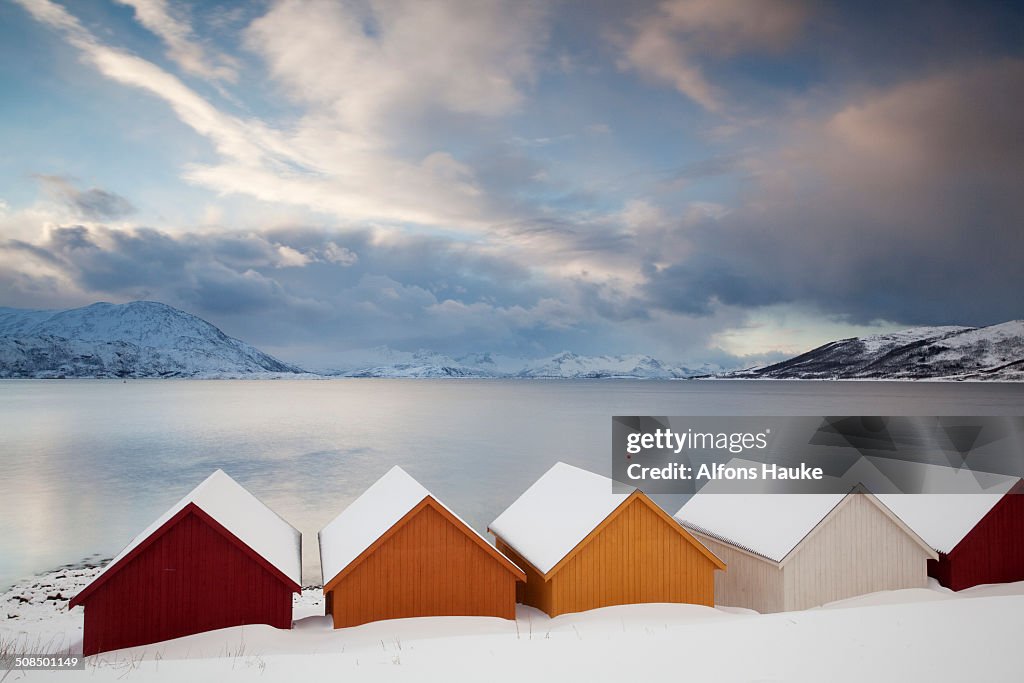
[862,459,1020,554]
[318,466,513,584]
[489,462,634,574]
[676,457,1019,560]
[676,491,846,562]
[95,470,301,586]
[671,457,856,562]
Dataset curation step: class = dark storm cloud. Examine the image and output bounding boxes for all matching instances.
[575,279,651,323]
[184,264,288,315]
[646,253,792,316]
[645,59,1024,327]
[1,222,625,360]
[261,226,543,309]
[4,239,65,265]
[48,226,96,250]
[35,175,136,220]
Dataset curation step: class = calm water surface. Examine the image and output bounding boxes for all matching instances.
[1,379,1021,589]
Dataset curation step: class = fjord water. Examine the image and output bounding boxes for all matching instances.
[1,379,1022,589]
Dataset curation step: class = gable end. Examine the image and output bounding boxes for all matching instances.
[69,502,300,608]
[324,497,525,592]
[544,491,725,579]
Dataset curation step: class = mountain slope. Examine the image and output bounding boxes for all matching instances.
[728,321,1024,380]
[0,301,300,378]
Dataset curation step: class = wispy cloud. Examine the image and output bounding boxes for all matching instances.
[114,0,238,82]
[12,0,546,230]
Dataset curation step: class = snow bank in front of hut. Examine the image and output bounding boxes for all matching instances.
[0,562,322,657]
[4,564,1024,682]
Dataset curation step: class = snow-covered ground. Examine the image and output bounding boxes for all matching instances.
[3,564,1023,681]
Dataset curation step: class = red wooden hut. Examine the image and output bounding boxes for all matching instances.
[69,470,302,655]
[878,474,1024,590]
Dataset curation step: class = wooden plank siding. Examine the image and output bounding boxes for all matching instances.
[496,494,723,617]
[689,533,785,614]
[494,540,555,615]
[687,494,933,614]
[934,486,1024,591]
[783,493,931,611]
[77,508,295,656]
[326,501,522,628]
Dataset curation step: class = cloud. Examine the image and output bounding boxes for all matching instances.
[618,0,809,110]
[644,60,1024,326]
[114,0,238,81]
[246,0,547,130]
[0,221,553,354]
[322,243,358,266]
[668,154,747,182]
[35,175,136,220]
[0,211,756,366]
[8,0,1023,364]
[12,0,547,230]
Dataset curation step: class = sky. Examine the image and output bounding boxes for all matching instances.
[1,0,1022,369]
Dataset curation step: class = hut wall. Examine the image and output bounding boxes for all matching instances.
[783,494,931,612]
[79,509,294,655]
[937,491,1024,590]
[326,502,519,628]
[689,533,784,614]
[508,496,721,618]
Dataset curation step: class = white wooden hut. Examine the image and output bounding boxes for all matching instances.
[674,461,937,613]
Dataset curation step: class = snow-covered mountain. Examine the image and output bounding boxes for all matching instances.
[0,304,710,380]
[0,301,300,378]
[328,349,716,379]
[514,351,714,379]
[12,300,1016,381]
[341,350,503,378]
[727,321,1024,380]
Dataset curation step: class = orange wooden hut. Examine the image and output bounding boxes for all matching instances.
[488,462,724,617]
[318,466,525,628]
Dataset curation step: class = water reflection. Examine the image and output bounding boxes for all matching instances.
[1,378,1021,589]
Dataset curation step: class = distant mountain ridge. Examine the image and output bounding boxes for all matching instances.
[0,301,299,378]
[2,301,1020,380]
[0,301,714,379]
[335,349,717,379]
[726,321,1024,381]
